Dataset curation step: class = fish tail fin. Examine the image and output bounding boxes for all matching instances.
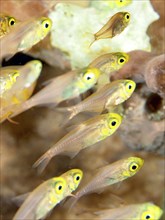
[56,106,78,127]
[33,152,52,174]
[89,34,98,48]
[85,31,96,48]
[88,37,96,48]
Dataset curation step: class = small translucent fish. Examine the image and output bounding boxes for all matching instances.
[13,168,83,220]
[89,52,129,87]
[89,12,130,47]
[93,203,163,220]
[66,157,144,207]
[65,157,144,208]
[0,14,18,38]
[60,79,136,121]
[89,52,129,75]
[0,17,52,59]
[12,169,83,207]
[0,60,42,123]
[33,112,122,173]
[10,67,101,117]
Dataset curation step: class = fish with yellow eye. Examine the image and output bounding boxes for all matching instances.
[9,67,101,118]
[0,17,52,59]
[88,52,129,86]
[0,60,42,123]
[89,12,130,47]
[0,14,18,38]
[61,169,83,192]
[59,79,136,121]
[33,112,122,173]
[89,52,129,75]
[90,202,163,220]
[65,157,144,208]
[13,169,83,220]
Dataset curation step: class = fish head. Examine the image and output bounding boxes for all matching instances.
[122,157,144,178]
[18,17,52,51]
[51,177,68,203]
[140,203,163,220]
[80,67,101,89]
[0,14,17,37]
[122,12,131,26]
[7,16,17,28]
[23,60,42,88]
[115,52,130,69]
[119,79,136,102]
[106,113,123,135]
[62,169,83,192]
[37,17,52,39]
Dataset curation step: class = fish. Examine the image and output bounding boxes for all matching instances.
[9,67,101,117]
[92,203,163,220]
[65,157,144,208]
[89,52,129,75]
[33,112,122,173]
[0,16,52,59]
[0,60,42,123]
[89,52,130,87]
[13,168,83,220]
[89,12,130,47]
[0,14,18,38]
[60,79,136,121]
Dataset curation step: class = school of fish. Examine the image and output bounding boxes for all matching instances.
[0,3,163,220]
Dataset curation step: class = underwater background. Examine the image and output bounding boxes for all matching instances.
[0,0,164,219]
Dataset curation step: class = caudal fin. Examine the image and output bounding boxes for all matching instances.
[56,106,78,127]
[33,152,52,174]
[88,38,96,48]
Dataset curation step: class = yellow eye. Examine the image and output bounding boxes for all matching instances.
[82,68,100,85]
[55,181,65,194]
[118,56,127,65]
[73,173,82,184]
[83,72,96,82]
[108,119,118,129]
[42,18,52,31]
[124,13,130,21]
[125,81,136,94]
[8,17,16,26]
[116,0,124,5]
[141,211,154,220]
[116,0,132,7]
[129,162,139,172]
